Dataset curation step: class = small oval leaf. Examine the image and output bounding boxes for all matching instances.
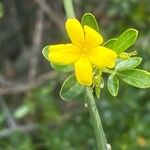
[81,13,99,32]
[42,46,49,61]
[116,57,142,71]
[51,62,74,72]
[60,75,85,101]
[103,38,117,49]
[95,77,104,99]
[14,105,30,119]
[112,28,138,54]
[107,74,119,96]
[117,69,150,88]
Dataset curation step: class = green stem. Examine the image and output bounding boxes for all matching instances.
[63,0,75,18]
[85,87,107,150]
[63,1,107,149]
[103,68,114,74]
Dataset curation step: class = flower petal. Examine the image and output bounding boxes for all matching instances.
[84,25,103,49]
[75,56,92,86]
[65,19,84,47]
[88,46,117,68]
[49,44,80,64]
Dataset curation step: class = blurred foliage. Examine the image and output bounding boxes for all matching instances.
[0,0,150,149]
[0,2,4,18]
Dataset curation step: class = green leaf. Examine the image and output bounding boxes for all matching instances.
[107,74,119,96]
[115,57,142,71]
[60,75,85,101]
[103,38,117,48]
[81,13,99,32]
[112,28,138,54]
[0,3,4,18]
[14,105,30,119]
[42,46,49,61]
[95,84,101,99]
[117,69,150,88]
[51,62,74,72]
[95,77,104,99]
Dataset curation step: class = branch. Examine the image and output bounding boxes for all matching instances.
[33,0,64,32]
[0,114,71,138]
[28,9,44,80]
[0,75,18,86]
[0,96,17,128]
[0,124,39,138]
[0,72,57,95]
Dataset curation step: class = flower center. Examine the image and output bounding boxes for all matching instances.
[81,43,89,56]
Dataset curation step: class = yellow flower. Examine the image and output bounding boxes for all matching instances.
[48,19,117,86]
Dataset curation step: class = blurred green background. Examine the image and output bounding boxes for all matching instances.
[0,0,150,149]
